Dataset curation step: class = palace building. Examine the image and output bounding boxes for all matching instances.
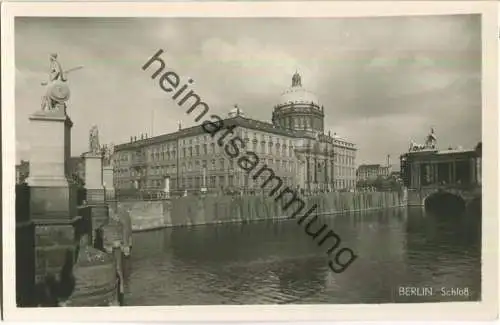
[400,129,482,189]
[113,72,357,192]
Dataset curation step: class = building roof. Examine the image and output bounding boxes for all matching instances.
[115,115,356,152]
[358,164,383,169]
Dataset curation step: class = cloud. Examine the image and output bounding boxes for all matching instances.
[14,15,481,167]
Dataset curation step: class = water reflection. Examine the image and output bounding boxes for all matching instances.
[124,207,481,305]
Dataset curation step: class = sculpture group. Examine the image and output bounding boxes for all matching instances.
[409,128,437,152]
[88,125,114,165]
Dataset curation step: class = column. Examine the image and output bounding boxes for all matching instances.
[413,162,419,188]
[314,157,318,185]
[102,165,115,200]
[306,157,311,190]
[447,162,452,184]
[452,161,457,184]
[330,160,334,190]
[164,176,171,197]
[470,158,476,184]
[82,151,109,229]
[477,157,482,184]
[433,163,438,185]
[324,158,328,190]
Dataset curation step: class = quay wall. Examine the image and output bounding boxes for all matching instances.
[118,191,406,232]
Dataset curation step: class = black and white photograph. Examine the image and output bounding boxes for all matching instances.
[2,1,498,322]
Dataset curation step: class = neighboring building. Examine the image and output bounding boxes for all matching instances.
[68,157,85,185]
[400,129,481,189]
[389,171,401,179]
[113,72,357,192]
[356,164,391,181]
[15,160,30,184]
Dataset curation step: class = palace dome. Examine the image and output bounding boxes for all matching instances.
[277,72,319,107]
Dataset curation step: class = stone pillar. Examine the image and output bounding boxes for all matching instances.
[82,152,104,203]
[26,109,79,284]
[102,166,115,200]
[164,176,171,197]
[82,152,108,229]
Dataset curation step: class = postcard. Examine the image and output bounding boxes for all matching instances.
[2,1,498,322]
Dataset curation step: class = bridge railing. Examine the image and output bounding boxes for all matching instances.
[418,183,481,192]
[115,189,176,201]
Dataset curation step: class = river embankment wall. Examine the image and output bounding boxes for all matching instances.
[118,191,406,232]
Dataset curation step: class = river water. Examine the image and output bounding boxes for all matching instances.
[123,207,481,305]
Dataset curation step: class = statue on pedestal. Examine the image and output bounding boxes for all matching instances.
[89,125,100,155]
[40,53,83,113]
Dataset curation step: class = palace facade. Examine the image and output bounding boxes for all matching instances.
[113,72,357,192]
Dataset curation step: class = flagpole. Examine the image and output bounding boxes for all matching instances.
[151,109,155,137]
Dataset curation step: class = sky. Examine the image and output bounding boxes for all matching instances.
[15,15,481,167]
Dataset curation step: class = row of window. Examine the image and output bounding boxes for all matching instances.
[116,161,356,178]
[118,144,356,168]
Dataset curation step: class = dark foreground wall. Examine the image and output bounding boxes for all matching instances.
[119,191,406,231]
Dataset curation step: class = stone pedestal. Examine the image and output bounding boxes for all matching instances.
[82,152,105,203]
[25,109,79,284]
[82,153,110,230]
[103,166,115,200]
